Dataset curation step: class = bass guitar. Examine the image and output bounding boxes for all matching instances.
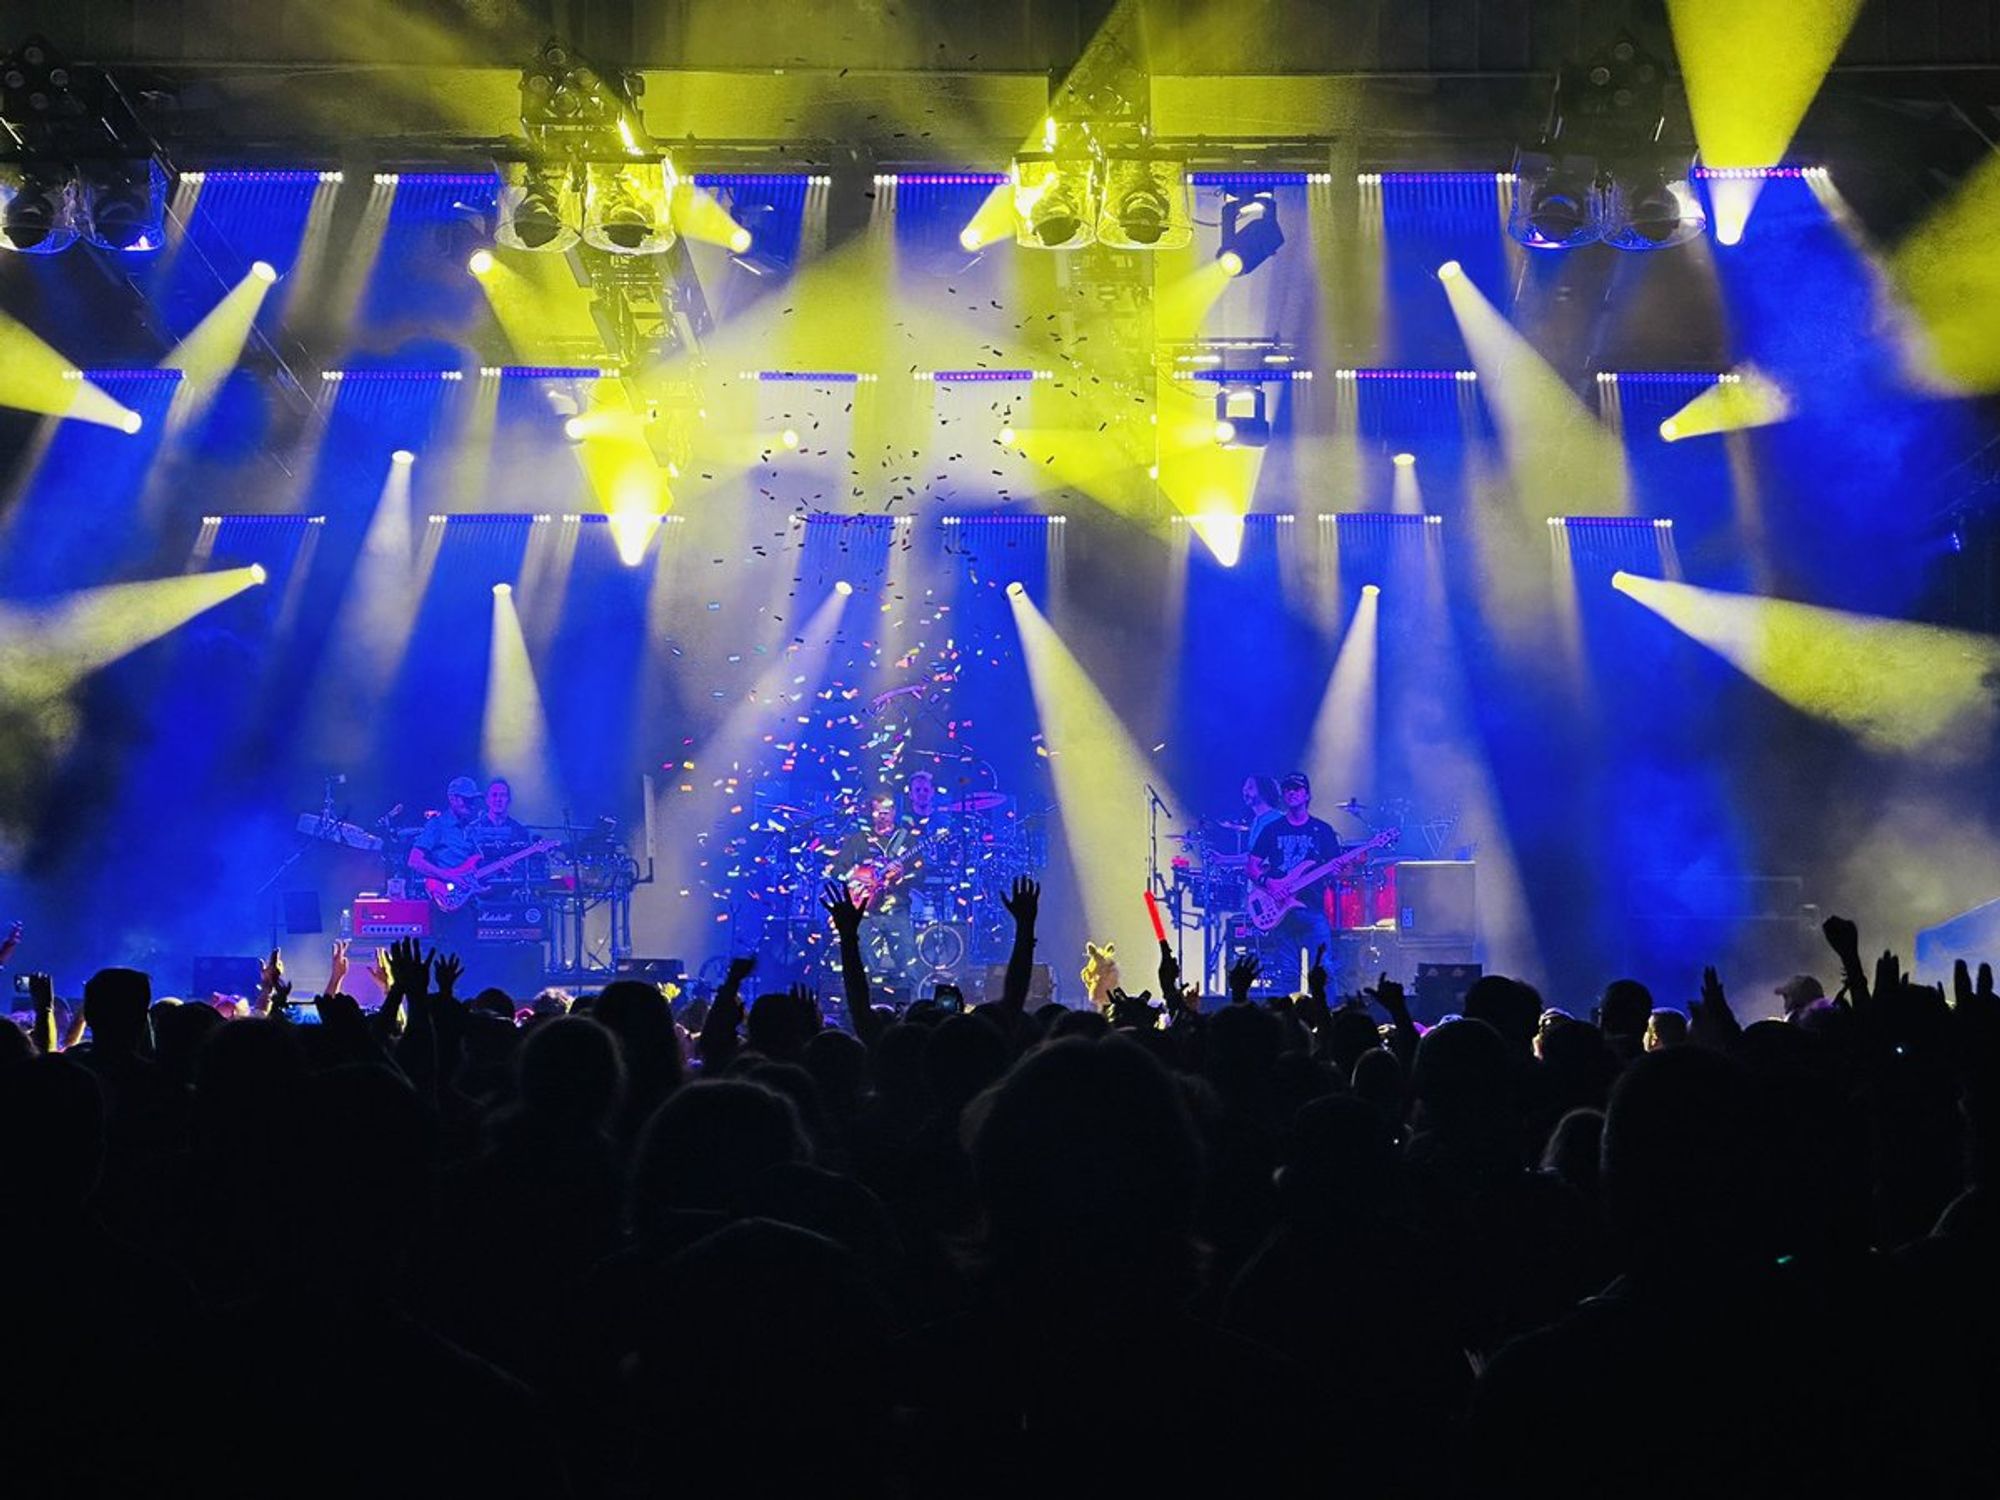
[425,838,563,912]
[1245,827,1401,933]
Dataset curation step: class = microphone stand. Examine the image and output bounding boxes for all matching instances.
[1143,783,1184,981]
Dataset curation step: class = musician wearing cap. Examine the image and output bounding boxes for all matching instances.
[1246,772,1343,957]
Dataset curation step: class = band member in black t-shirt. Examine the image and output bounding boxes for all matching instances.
[1248,771,1343,957]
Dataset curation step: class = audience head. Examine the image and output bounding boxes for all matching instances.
[1411,1017,1517,1136]
[1595,978,1655,1043]
[82,967,152,1050]
[1644,1008,1689,1051]
[969,1037,1201,1292]
[515,1016,624,1130]
[1462,975,1542,1055]
[1601,1046,1765,1274]
[629,1079,809,1232]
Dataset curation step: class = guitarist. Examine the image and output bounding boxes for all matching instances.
[408,776,487,943]
[1247,772,1343,959]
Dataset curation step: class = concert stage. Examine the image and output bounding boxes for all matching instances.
[3,4,1998,1015]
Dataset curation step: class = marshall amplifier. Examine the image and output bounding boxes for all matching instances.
[352,896,432,938]
[476,899,548,944]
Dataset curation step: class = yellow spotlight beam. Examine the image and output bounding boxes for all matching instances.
[673,184,754,252]
[161,263,278,429]
[0,566,263,696]
[1307,585,1379,802]
[1391,451,1424,514]
[474,254,602,363]
[1613,572,2000,760]
[1666,0,1867,245]
[0,309,140,431]
[1889,150,2000,395]
[483,584,563,816]
[1009,586,1178,966]
[1658,368,1792,442]
[1438,263,1629,515]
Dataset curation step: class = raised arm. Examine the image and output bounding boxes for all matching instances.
[822,881,884,1047]
[999,876,1040,1014]
[699,955,755,1072]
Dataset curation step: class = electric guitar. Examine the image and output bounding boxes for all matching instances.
[1245,827,1401,933]
[424,839,562,912]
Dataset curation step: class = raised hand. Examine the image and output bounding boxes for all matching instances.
[1872,949,1903,1003]
[724,954,757,988]
[1821,914,1860,962]
[822,880,868,937]
[788,982,823,1027]
[386,936,431,998]
[1166,981,1201,1026]
[1691,964,1742,1046]
[1308,944,1329,1003]
[258,948,292,1013]
[0,920,20,965]
[433,951,463,1000]
[369,946,393,995]
[328,938,350,996]
[1157,939,1180,998]
[1001,876,1040,924]
[1228,953,1260,1005]
[1365,972,1409,1017]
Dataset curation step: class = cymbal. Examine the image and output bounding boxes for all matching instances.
[1164,830,1207,843]
[944,791,1007,812]
[1213,819,1249,833]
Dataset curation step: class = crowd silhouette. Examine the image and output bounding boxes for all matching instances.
[3,879,1997,1497]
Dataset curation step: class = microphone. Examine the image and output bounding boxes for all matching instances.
[1144,783,1173,818]
[377,803,404,826]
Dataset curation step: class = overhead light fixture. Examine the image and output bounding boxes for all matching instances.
[1011,151,1096,250]
[1598,160,1707,250]
[496,162,579,253]
[1098,154,1190,250]
[1508,149,1602,249]
[583,159,674,254]
[0,162,78,253]
[79,158,168,252]
[1508,35,1702,256]
[1213,385,1271,448]
[1218,189,1283,276]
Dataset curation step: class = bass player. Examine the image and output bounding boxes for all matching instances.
[1246,771,1343,959]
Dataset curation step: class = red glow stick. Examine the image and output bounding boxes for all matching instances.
[1144,889,1167,943]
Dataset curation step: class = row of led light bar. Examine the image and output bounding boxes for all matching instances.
[193,511,1675,532]
[72,366,1739,386]
[171,165,1824,187]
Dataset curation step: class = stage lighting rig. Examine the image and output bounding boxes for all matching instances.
[1507,33,1703,253]
[1218,189,1284,275]
[1,34,170,256]
[1011,146,1097,250]
[583,158,674,256]
[1098,150,1191,250]
[496,161,580,253]
[505,37,674,258]
[0,161,77,253]
[1213,385,1271,449]
[78,156,167,251]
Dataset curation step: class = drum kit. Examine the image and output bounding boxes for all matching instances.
[1161,798,1408,993]
[736,777,1048,997]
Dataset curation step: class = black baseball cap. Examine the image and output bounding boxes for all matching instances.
[1280,772,1310,792]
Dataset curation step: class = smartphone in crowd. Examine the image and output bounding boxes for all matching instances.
[932,982,964,1012]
